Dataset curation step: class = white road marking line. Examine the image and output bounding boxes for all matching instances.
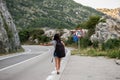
[46,48,71,80]
[0,53,40,71]
[0,48,31,60]
[0,47,51,72]
[46,75,54,80]
[0,46,51,60]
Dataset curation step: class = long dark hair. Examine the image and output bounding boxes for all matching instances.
[53,34,61,41]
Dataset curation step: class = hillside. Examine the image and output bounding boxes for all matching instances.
[5,0,104,29]
[97,8,120,19]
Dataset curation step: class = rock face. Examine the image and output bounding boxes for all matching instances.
[91,16,120,43]
[97,8,120,20]
[0,0,21,53]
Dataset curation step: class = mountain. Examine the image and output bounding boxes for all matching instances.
[0,0,21,53]
[97,8,120,19]
[5,0,104,29]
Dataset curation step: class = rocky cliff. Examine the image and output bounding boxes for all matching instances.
[97,8,120,19]
[0,0,21,53]
[90,16,120,43]
[91,8,120,43]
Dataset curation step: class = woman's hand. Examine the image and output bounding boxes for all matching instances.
[40,42,52,46]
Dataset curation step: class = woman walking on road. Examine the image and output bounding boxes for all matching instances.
[47,33,65,75]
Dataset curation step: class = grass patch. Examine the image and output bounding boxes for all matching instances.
[71,48,120,59]
[107,49,120,59]
[0,47,24,56]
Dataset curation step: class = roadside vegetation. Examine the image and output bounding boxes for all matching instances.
[71,39,120,59]
[68,16,120,59]
[18,28,64,45]
[19,28,51,44]
[18,15,120,59]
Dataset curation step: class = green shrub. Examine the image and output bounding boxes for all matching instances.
[64,36,77,48]
[66,36,74,44]
[92,41,99,48]
[80,37,92,48]
[87,49,96,56]
[19,28,45,43]
[71,48,107,56]
[65,36,92,48]
[30,28,44,39]
[102,39,120,50]
[19,29,30,42]
[107,49,120,59]
[86,49,105,56]
[38,35,50,43]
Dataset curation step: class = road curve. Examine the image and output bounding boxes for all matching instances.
[0,45,55,80]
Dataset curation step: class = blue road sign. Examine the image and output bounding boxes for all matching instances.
[73,35,78,42]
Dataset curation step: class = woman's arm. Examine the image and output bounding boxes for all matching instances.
[40,42,52,46]
[40,41,54,46]
[45,42,53,46]
[61,41,65,46]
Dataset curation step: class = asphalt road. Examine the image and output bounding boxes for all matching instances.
[60,55,120,80]
[0,45,55,80]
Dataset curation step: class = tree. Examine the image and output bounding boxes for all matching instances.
[85,16,100,29]
[77,16,101,37]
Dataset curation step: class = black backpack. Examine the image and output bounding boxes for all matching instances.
[54,40,66,58]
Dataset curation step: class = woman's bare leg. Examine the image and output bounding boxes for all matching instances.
[55,57,61,74]
[57,58,61,70]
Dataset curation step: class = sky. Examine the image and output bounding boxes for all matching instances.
[73,0,120,9]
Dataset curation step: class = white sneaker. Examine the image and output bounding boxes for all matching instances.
[51,70,56,75]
